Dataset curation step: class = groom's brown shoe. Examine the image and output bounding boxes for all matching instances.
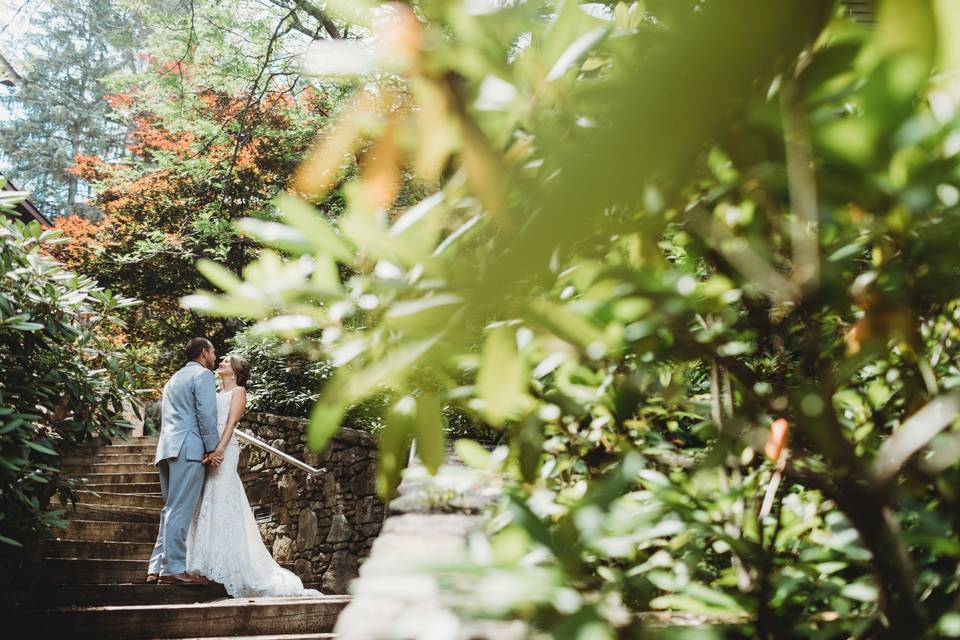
[145,573,158,584]
[158,572,205,586]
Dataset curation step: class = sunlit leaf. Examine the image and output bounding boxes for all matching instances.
[455,438,493,470]
[235,219,313,255]
[874,389,960,482]
[307,400,347,452]
[650,583,746,615]
[840,581,879,603]
[539,0,606,79]
[181,292,266,318]
[197,259,242,293]
[377,395,416,499]
[340,213,427,265]
[527,299,608,357]
[323,336,441,411]
[546,27,609,82]
[384,294,463,332]
[276,194,353,261]
[477,325,528,426]
[413,392,446,474]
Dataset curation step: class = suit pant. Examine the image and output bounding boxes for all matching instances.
[148,443,205,575]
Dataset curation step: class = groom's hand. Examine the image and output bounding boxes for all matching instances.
[204,451,224,467]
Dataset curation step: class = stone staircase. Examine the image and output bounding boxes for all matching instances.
[19,435,349,639]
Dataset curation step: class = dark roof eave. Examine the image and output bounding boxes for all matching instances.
[2,177,52,227]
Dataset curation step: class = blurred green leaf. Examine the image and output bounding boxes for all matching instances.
[873,0,936,65]
[477,326,528,426]
[307,401,347,452]
[236,218,314,255]
[874,389,960,483]
[276,194,353,262]
[455,438,494,470]
[378,395,416,499]
[197,259,242,293]
[414,392,446,474]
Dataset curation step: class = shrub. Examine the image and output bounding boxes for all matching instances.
[0,188,147,546]
[227,328,336,419]
[188,1,960,636]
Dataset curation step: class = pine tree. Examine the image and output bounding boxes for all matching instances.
[0,0,143,219]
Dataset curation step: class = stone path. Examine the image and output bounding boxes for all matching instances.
[333,454,521,640]
[17,435,349,639]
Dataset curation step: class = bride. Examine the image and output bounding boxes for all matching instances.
[185,354,320,598]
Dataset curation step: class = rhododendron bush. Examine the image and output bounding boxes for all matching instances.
[187,0,960,637]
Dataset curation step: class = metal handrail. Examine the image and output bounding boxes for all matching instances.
[235,429,323,475]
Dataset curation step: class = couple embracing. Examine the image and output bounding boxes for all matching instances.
[145,337,319,598]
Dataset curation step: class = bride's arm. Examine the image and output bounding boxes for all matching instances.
[214,388,247,454]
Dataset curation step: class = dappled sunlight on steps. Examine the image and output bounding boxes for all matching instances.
[16,435,349,639]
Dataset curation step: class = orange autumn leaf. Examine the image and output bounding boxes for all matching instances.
[128,116,196,156]
[158,59,190,78]
[381,3,424,73]
[43,214,106,271]
[68,154,111,181]
[765,418,790,462]
[105,91,136,109]
[291,90,377,198]
[355,115,402,213]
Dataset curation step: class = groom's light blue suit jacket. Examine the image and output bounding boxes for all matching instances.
[154,361,221,465]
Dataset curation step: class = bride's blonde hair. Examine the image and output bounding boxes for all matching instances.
[229,354,250,388]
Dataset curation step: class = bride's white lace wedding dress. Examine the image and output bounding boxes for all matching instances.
[186,387,320,598]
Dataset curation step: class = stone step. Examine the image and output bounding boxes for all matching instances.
[83,482,161,494]
[73,471,160,484]
[109,436,158,444]
[44,539,155,561]
[42,558,303,586]
[190,635,336,640]
[79,436,157,447]
[40,583,229,607]
[62,519,159,543]
[29,595,350,639]
[64,453,154,465]
[61,503,160,523]
[42,558,149,584]
[75,443,157,456]
[75,491,165,509]
[64,462,156,474]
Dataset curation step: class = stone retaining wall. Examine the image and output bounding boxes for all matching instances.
[237,413,386,593]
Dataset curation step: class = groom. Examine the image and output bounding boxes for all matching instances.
[146,337,224,585]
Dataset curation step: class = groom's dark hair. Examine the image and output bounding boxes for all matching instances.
[185,337,213,362]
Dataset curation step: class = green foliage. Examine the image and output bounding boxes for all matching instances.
[227,328,335,419]
[0,188,147,546]
[186,0,960,636]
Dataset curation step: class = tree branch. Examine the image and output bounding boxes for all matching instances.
[263,0,342,40]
